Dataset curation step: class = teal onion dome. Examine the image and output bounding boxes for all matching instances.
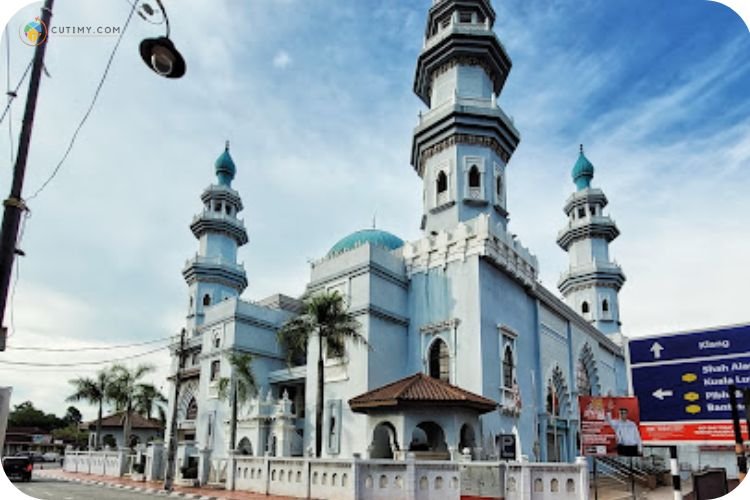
[215,141,236,186]
[572,144,594,190]
[328,229,404,257]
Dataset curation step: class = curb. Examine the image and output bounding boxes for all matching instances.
[36,472,219,499]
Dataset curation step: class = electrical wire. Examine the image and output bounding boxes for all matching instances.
[0,59,32,128]
[5,26,14,165]
[0,345,169,366]
[25,0,139,201]
[9,335,173,352]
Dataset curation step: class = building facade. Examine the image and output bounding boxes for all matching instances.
[164,0,629,482]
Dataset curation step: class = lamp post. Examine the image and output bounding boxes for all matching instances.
[0,0,185,351]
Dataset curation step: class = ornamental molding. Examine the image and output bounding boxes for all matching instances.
[420,318,461,335]
[419,134,511,172]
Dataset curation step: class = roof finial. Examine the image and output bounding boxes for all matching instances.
[580,144,584,154]
[225,140,230,152]
[372,210,377,229]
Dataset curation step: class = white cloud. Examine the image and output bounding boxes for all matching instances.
[272,49,292,69]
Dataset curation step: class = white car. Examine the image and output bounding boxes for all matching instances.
[42,452,60,463]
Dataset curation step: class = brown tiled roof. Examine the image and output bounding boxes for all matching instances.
[349,373,497,413]
[85,411,163,430]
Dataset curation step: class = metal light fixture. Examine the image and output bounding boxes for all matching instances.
[138,0,186,78]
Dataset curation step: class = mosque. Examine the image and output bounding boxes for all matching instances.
[165,0,629,473]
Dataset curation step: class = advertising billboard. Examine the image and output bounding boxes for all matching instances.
[580,396,642,456]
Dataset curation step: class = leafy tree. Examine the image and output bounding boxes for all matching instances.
[218,352,258,452]
[277,291,365,457]
[51,425,88,449]
[8,401,64,431]
[67,369,113,449]
[63,406,83,426]
[134,384,167,421]
[106,363,156,449]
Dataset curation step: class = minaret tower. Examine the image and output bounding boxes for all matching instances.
[182,142,249,334]
[411,0,520,235]
[557,146,625,340]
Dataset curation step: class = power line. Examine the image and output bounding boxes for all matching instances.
[0,60,32,128]
[0,344,169,367]
[9,335,173,352]
[25,0,139,201]
[5,26,14,165]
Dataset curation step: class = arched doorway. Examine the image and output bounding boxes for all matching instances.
[459,423,476,453]
[370,422,398,459]
[409,421,448,458]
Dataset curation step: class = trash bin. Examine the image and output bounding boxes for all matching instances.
[692,468,728,500]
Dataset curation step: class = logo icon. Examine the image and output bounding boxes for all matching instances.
[19,17,48,46]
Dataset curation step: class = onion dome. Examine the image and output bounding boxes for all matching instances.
[215,141,236,186]
[572,144,594,190]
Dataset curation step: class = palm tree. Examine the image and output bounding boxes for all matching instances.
[106,363,156,449]
[67,369,112,450]
[134,384,167,419]
[277,291,365,457]
[218,352,258,453]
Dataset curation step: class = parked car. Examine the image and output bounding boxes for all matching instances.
[42,452,60,463]
[14,451,44,463]
[2,456,33,482]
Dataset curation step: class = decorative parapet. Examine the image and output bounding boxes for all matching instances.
[403,214,538,288]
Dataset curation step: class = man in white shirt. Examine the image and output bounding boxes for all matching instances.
[606,407,642,456]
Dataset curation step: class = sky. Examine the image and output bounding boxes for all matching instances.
[0,0,748,420]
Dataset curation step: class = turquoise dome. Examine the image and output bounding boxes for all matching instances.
[328,229,404,257]
[215,142,236,186]
[572,146,594,190]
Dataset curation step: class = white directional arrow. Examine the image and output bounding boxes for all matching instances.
[652,388,674,401]
[650,342,664,359]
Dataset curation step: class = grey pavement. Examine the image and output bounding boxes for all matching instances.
[13,476,161,500]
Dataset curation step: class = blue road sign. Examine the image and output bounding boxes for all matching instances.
[629,323,750,424]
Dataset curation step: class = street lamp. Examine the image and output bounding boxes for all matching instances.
[0,0,186,351]
[138,0,186,78]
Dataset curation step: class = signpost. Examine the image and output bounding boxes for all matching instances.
[628,323,750,443]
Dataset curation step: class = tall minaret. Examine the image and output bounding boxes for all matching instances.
[411,0,520,235]
[182,142,248,334]
[557,146,625,340]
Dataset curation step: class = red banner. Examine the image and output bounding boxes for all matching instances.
[580,396,642,456]
[641,421,749,443]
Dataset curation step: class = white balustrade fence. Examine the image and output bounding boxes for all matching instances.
[63,450,127,478]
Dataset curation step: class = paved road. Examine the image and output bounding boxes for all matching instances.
[12,476,156,500]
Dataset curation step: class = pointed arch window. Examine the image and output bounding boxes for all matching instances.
[437,171,448,194]
[203,294,211,306]
[428,339,450,382]
[581,301,589,315]
[469,165,481,188]
[602,299,609,312]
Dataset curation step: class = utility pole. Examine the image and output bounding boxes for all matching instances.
[0,0,54,351]
[164,328,186,491]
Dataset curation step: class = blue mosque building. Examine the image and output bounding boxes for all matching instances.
[165,0,628,480]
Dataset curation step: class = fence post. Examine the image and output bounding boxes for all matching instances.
[519,455,531,498]
[576,456,589,500]
[352,453,361,500]
[405,452,417,500]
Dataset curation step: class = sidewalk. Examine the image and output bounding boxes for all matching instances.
[35,469,295,500]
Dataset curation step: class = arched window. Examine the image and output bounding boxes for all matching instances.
[496,176,503,197]
[436,171,448,194]
[203,294,211,306]
[468,165,480,188]
[581,301,589,314]
[186,397,198,420]
[428,339,450,382]
[503,346,514,389]
[602,299,609,312]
